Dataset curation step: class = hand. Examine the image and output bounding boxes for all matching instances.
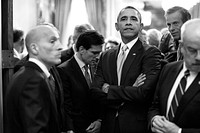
[102,83,109,93]
[151,115,165,133]
[86,120,101,133]
[160,117,180,133]
[133,73,146,87]
[152,116,180,133]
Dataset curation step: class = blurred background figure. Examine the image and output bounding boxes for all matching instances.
[13,29,24,64]
[66,35,74,48]
[160,27,170,35]
[138,29,148,44]
[146,28,162,48]
[61,23,95,63]
[103,37,119,51]
[159,32,175,56]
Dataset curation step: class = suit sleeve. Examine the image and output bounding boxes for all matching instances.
[19,75,54,133]
[90,53,109,105]
[107,47,162,103]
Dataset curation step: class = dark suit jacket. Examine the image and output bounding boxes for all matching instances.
[4,61,64,133]
[90,39,162,133]
[57,57,100,133]
[148,61,200,133]
[60,47,74,64]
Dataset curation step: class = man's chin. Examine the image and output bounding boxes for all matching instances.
[172,35,180,41]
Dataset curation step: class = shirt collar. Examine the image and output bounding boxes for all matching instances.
[121,37,138,50]
[74,53,86,69]
[29,58,50,78]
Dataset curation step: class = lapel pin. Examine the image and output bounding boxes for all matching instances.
[133,53,136,55]
[198,81,200,85]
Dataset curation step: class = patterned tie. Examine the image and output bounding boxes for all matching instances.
[167,70,190,121]
[84,65,91,87]
[48,74,55,93]
[117,44,128,85]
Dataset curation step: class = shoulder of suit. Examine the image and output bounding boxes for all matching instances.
[58,56,73,68]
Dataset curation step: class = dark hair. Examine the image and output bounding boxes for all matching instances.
[117,6,142,23]
[165,6,191,23]
[13,29,24,43]
[76,30,104,51]
[106,40,119,46]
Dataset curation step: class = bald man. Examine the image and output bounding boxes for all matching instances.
[148,19,200,133]
[4,24,64,133]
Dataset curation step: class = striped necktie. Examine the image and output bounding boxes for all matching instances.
[84,65,91,87]
[167,70,190,121]
[48,74,55,93]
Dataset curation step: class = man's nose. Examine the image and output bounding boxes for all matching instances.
[169,25,175,32]
[195,50,200,60]
[126,18,132,25]
[57,41,63,51]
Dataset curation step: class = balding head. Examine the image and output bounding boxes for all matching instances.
[25,24,62,69]
[180,18,200,72]
[181,19,200,43]
[25,24,59,52]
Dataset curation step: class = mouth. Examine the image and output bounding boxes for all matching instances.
[193,63,200,66]
[56,53,62,58]
[124,28,134,31]
[171,32,179,37]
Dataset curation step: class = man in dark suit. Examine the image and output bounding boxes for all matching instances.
[4,24,65,133]
[148,19,200,133]
[57,30,104,133]
[163,6,191,62]
[90,6,162,133]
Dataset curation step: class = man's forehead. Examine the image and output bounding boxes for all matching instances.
[166,11,182,21]
[39,26,59,37]
[119,8,138,16]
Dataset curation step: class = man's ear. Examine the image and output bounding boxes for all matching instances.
[115,23,119,31]
[179,40,184,53]
[30,43,38,55]
[140,23,144,31]
[79,46,86,54]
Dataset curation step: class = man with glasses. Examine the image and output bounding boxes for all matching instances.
[57,30,104,133]
[148,19,200,133]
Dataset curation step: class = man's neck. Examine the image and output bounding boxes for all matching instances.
[174,40,179,50]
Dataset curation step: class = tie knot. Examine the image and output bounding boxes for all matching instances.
[122,45,128,52]
[184,70,190,78]
[49,74,55,81]
[84,65,89,71]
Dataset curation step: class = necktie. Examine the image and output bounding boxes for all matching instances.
[167,70,190,121]
[117,44,128,85]
[48,74,55,93]
[84,65,91,87]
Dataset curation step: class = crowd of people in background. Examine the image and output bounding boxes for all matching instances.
[4,4,200,133]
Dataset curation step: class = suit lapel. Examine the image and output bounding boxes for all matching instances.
[174,72,200,121]
[120,40,142,85]
[71,57,90,89]
[26,61,59,119]
[110,45,120,85]
[162,62,183,115]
